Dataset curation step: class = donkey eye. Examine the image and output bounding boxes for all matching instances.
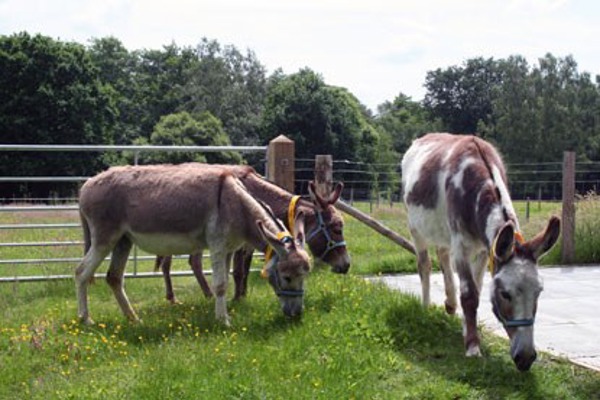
[500,290,512,301]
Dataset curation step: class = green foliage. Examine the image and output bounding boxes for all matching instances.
[0,32,117,198]
[180,38,268,147]
[423,54,600,166]
[491,54,600,163]
[260,68,383,164]
[375,93,442,155]
[424,57,501,135]
[133,111,242,165]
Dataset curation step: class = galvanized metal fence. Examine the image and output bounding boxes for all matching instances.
[0,144,267,283]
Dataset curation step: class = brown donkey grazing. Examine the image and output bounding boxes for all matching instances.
[75,164,311,326]
[402,133,560,371]
[155,164,350,303]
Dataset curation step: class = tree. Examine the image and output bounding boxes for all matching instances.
[134,111,242,165]
[491,54,600,163]
[260,68,381,163]
[132,43,199,141]
[180,38,268,146]
[423,57,502,135]
[0,32,116,198]
[88,36,141,145]
[375,93,442,155]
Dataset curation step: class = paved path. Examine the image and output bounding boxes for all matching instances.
[375,266,600,372]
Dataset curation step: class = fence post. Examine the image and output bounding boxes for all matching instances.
[561,151,576,264]
[314,154,333,198]
[267,135,295,192]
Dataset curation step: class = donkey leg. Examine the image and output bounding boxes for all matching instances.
[211,250,231,326]
[453,246,481,357]
[436,247,457,315]
[157,255,178,304]
[410,230,431,307]
[189,253,213,298]
[75,245,111,325]
[472,250,488,294]
[233,247,253,300]
[105,236,139,323]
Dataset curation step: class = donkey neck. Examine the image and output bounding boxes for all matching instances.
[241,173,318,229]
[482,166,520,248]
[233,181,288,252]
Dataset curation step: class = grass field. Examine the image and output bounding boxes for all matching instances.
[1,199,599,399]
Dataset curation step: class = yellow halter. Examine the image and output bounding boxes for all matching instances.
[488,231,525,275]
[261,197,300,279]
[287,195,301,233]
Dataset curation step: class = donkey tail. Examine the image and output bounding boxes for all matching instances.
[80,210,91,256]
[79,210,95,284]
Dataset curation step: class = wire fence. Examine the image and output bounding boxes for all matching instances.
[0,144,267,282]
[2,144,598,283]
[296,158,600,202]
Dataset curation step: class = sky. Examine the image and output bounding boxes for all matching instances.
[1,0,599,112]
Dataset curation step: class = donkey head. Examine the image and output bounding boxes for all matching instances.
[257,211,311,317]
[306,181,351,273]
[490,216,560,371]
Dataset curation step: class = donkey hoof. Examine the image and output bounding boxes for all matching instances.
[168,298,183,305]
[444,302,457,315]
[466,345,481,357]
[80,317,95,326]
[217,316,231,328]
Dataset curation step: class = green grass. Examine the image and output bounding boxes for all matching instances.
[2,273,599,399]
[1,201,599,399]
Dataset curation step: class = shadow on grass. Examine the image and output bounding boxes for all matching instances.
[383,294,597,399]
[90,290,307,347]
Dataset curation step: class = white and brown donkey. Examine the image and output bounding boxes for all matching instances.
[402,133,560,371]
[75,164,311,326]
[155,164,350,303]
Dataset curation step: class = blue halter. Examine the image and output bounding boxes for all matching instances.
[266,264,304,298]
[491,296,535,328]
[264,236,304,298]
[306,211,346,259]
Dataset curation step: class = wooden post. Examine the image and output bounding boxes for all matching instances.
[561,151,576,264]
[335,200,415,254]
[314,154,333,198]
[267,135,295,192]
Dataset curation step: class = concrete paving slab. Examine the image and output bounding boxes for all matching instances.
[374,266,600,372]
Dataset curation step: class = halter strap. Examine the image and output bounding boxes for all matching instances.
[260,233,304,298]
[306,211,347,259]
[488,231,534,327]
[491,295,536,328]
[261,232,293,278]
[288,195,301,233]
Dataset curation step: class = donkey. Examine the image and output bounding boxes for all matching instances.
[75,164,311,326]
[155,164,350,303]
[402,133,560,371]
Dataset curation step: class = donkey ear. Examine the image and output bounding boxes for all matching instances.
[293,210,306,248]
[494,221,515,263]
[328,182,344,204]
[256,220,290,257]
[528,216,561,260]
[308,181,327,211]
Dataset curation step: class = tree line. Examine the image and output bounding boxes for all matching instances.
[1,32,599,198]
